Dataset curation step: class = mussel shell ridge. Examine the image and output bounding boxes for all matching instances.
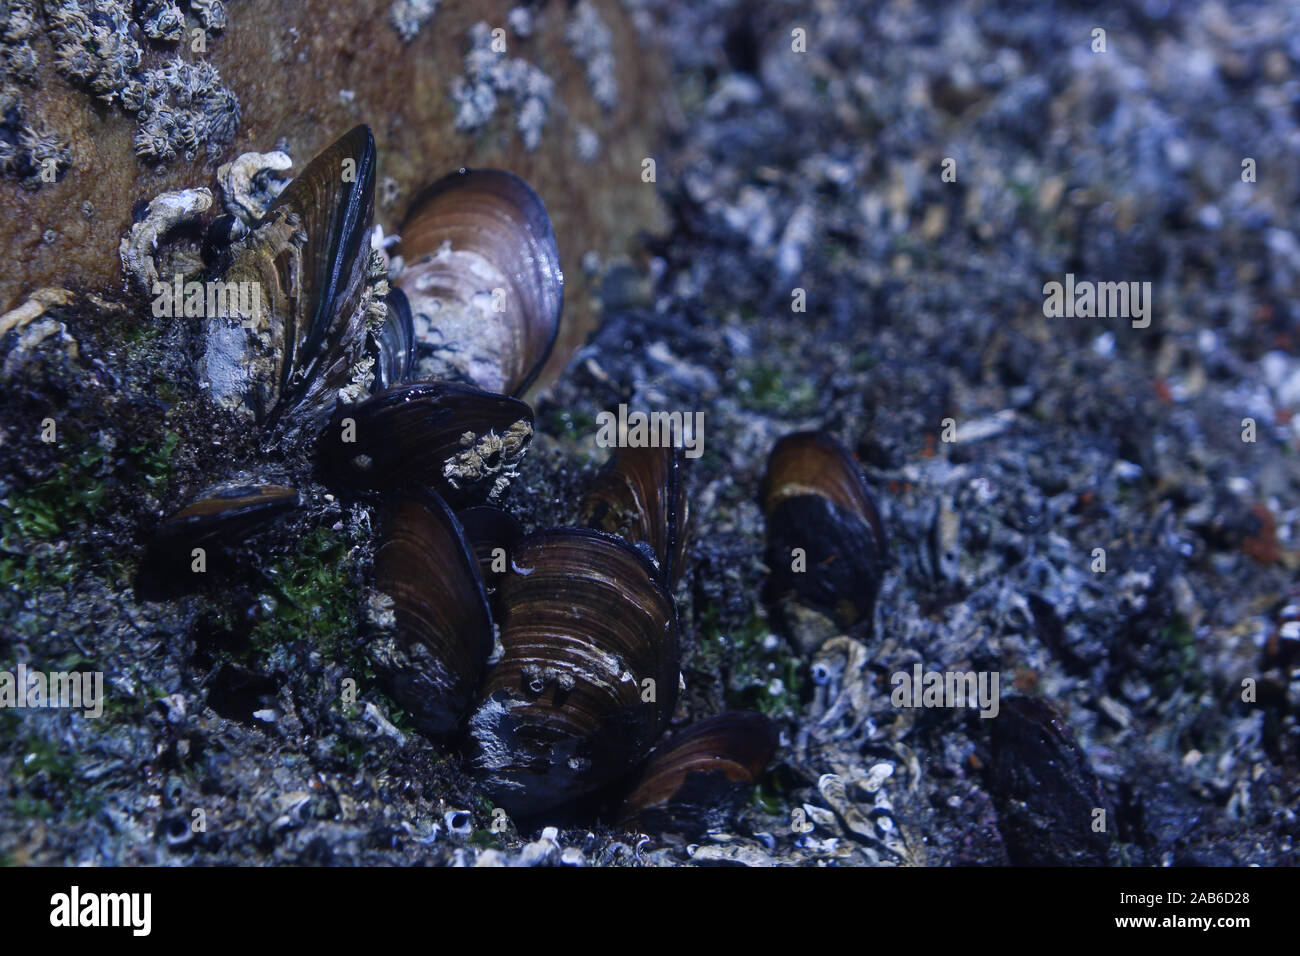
[465,528,680,816]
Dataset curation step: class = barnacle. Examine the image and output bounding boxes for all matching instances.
[138,0,186,42]
[566,0,618,111]
[389,0,439,42]
[44,0,142,102]
[192,0,228,32]
[450,21,553,151]
[130,58,240,162]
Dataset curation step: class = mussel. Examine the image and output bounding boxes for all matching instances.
[761,431,889,652]
[369,287,415,392]
[367,487,493,737]
[464,528,680,816]
[136,482,299,599]
[617,711,778,837]
[989,696,1112,866]
[318,380,534,506]
[579,445,689,589]
[197,125,385,435]
[395,169,563,397]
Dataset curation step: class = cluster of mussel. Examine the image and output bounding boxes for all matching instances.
[136,126,779,833]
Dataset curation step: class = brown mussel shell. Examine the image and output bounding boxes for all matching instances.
[199,125,378,433]
[579,445,690,589]
[368,486,494,738]
[396,169,562,397]
[761,431,888,644]
[465,528,680,816]
[136,482,299,599]
[617,711,778,837]
[318,381,534,507]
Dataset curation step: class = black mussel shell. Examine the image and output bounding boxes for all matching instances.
[318,381,534,507]
[579,445,690,589]
[396,169,562,397]
[760,431,888,646]
[270,124,377,409]
[617,711,777,837]
[369,287,415,392]
[368,487,493,738]
[201,125,378,432]
[989,696,1112,866]
[135,483,299,600]
[456,504,524,590]
[464,528,680,817]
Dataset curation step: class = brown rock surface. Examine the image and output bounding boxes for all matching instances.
[1,0,667,387]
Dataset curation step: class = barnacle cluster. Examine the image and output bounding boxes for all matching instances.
[126,58,240,162]
[42,0,238,162]
[0,1,72,188]
[450,21,554,151]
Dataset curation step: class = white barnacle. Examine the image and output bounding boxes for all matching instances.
[441,419,533,498]
[364,590,397,631]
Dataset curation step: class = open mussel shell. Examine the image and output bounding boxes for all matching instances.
[368,487,493,738]
[578,445,689,589]
[760,431,888,649]
[318,381,534,507]
[369,287,415,392]
[198,125,377,433]
[465,528,680,817]
[617,711,777,837]
[135,482,299,600]
[456,505,524,590]
[396,169,562,397]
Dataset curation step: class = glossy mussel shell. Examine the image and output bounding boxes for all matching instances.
[396,169,562,397]
[200,125,377,432]
[465,528,680,816]
[369,487,493,738]
[135,482,299,599]
[761,431,888,639]
[617,711,778,837]
[579,445,689,589]
[318,381,534,507]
